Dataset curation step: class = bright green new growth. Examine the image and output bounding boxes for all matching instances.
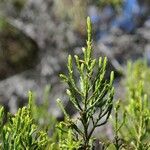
[110,60,150,150]
[0,91,50,150]
[124,61,150,149]
[125,82,150,149]
[57,123,81,150]
[58,17,114,149]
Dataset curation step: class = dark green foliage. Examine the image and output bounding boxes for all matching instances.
[87,0,122,10]
[98,0,122,8]
[112,101,126,150]
[0,107,4,135]
[58,17,114,149]
[0,0,26,13]
[12,0,26,11]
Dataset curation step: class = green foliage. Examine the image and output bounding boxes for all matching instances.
[58,17,114,149]
[0,91,50,150]
[124,82,150,149]
[98,0,122,9]
[31,85,57,134]
[0,107,4,135]
[0,17,7,31]
[112,101,126,150]
[57,123,81,149]
[126,60,150,98]
[31,85,58,147]
[110,60,150,150]
[0,0,26,12]
[120,61,150,149]
[12,0,26,11]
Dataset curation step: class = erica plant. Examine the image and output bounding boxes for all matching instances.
[57,17,114,149]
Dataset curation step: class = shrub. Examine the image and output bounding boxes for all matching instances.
[0,92,50,150]
[57,17,114,149]
[121,61,150,149]
[110,60,150,150]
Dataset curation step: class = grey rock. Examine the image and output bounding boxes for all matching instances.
[144,44,150,65]
[0,70,68,118]
[137,27,150,42]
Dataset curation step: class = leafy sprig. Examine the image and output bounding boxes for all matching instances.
[58,17,114,149]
